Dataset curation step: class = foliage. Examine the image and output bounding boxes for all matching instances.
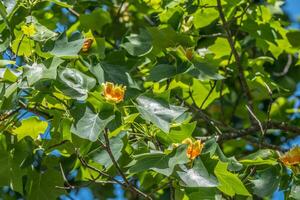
[0,0,300,199]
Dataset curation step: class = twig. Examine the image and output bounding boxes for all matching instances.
[18,100,52,119]
[216,0,255,123]
[0,107,21,121]
[245,136,282,151]
[59,162,74,189]
[78,154,152,199]
[46,140,69,151]
[116,0,126,18]
[68,8,80,17]
[200,81,217,109]
[246,105,264,136]
[273,54,293,77]
[263,82,273,134]
[102,129,131,186]
[102,130,152,198]
[16,34,25,56]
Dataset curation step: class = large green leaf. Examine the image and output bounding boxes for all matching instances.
[50,35,84,58]
[290,184,300,200]
[177,159,218,188]
[91,132,125,168]
[12,117,48,140]
[214,161,250,197]
[26,158,66,200]
[136,95,187,133]
[26,16,58,42]
[0,138,28,194]
[128,145,189,176]
[121,29,153,57]
[79,8,111,33]
[24,57,63,86]
[71,107,114,142]
[251,166,280,198]
[58,68,96,100]
[157,122,196,145]
[184,79,228,109]
[193,8,219,29]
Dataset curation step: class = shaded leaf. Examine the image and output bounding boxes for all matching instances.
[136,95,187,133]
[71,107,114,141]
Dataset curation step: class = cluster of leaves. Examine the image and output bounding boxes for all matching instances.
[0,0,300,199]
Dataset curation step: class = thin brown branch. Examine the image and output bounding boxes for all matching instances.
[18,100,52,119]
[46,140,69,151]
[78,154,152,199]
[102,129,152,199]
[200,81,217,110]
[216,0,255,123]
[59,162,75,189]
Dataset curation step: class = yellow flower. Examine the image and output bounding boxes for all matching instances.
[280,146,300,166]
[102,82,126,103]
[21,24,36,37]
[182,138,204,160]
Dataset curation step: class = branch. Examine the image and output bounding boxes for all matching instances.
[102,129,131,186]
[18,100,52,119]
[216,0,255,122]
[217,121,300,141]
[78,154,152,199]
[100,129,152,199]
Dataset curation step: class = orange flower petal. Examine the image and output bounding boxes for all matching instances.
[280,146,300,166]
[182,138,204,160]
[102,82,126,103]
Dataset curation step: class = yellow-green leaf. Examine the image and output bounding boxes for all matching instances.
[13,117,48,140]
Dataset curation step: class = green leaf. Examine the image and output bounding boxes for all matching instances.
[91,132,125,168]
[148,63,190,82]
[24,57,63,85]
[128,145,189,176]
[251,167,280,197]
[290,184,300,199]
[189,56,224,81]
[136,95,187,133]
[187,188,221,200]
[26,16,58,42]
[286,31,300,48]
[208,38,231,59]
[0,68,19,82]
[157,122,196,145]
[12,117,48,140]
[193,8,219,29]
[12,36,35,57]
[214,161,250,197]
[0,138,28,194]
[185,79,228,109]
[121,29,153,57]
[50,35,84,58]
[203,139,243,172]
[71,107,114,141]
[58,68,96,100]
[177,159,218,187]
[88,63,105,85]
[26,158,66,200]
[79,8,111,33]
